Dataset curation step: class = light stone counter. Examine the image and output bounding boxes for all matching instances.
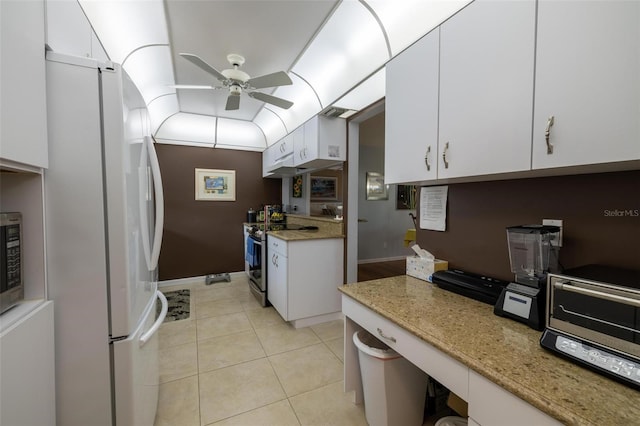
[339,276,639,426]
[268,214,344,241]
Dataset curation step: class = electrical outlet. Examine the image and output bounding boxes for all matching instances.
[543,219,563,247]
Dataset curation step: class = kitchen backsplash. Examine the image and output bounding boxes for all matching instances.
[416,170,640,281]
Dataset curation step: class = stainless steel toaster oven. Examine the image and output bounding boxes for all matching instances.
[540,265,640,389]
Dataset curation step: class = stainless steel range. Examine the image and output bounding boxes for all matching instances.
[246,225,268,307]
[541,265,640,389]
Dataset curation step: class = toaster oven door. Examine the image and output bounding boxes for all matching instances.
[548,275,640,358]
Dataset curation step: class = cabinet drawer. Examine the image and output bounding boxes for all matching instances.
[267,236,286,255]
[468,370,561,426]
[342,296,469,400]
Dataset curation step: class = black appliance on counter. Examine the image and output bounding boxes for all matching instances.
[494,225,561,331]
[541,265,640,390]
[431,269,507,305]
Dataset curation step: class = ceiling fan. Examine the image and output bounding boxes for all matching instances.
[176,53,294,111]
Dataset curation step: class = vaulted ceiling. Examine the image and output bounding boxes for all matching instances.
[79,0,472,151]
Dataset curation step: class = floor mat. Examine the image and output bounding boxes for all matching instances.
[159,289,190,322]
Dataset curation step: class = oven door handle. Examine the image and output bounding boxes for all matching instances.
[554,282,640,308]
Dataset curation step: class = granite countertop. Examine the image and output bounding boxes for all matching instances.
[339,276,639,426]
[267,228,344,241]
[266,214,344,241]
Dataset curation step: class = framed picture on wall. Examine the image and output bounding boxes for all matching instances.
[366,172,388,200]
[292,175,303,198]
[396,185,417,209]
[310,176,337,200]
[195,168,236,201]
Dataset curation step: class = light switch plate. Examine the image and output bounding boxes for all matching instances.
[542,219,563,247]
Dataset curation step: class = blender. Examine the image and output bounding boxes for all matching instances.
[494,224,560,330]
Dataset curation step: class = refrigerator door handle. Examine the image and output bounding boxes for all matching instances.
[139,290,167,347]
[138,143,152,271]
[146,136,164,271]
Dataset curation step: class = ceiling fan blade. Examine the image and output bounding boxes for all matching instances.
[246,71,292,89]
[225,94,241,110]
[179,53,228,82]
[169,84,217,90]
[248,92,294,109]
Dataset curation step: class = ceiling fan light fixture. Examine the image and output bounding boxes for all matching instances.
[221,68,250,83]
[229,85,242,96]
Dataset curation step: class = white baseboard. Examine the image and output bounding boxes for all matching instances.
[357,256,407,265]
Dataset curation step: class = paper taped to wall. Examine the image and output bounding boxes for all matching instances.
[420,186,448,231]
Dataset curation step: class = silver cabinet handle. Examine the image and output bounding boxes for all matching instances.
[545,116,555,154]
[376,327,396,343]
[425,145,431,171]
[442,142,450,169]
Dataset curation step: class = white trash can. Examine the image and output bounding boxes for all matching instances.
[353,330,428,426]
[434,416,468,426]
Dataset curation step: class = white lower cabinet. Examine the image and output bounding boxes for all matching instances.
[0,301,56,426]
[267,235,344,326]
[343,296,561,426]
[468,370,561,426]
[267,237,289,319]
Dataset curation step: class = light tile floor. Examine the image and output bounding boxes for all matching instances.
[153,276,367,426]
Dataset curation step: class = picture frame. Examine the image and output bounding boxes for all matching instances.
[396,185,417,210]
[366,172,388,200]
[310,176,338,200]
[292,175,303,198]
[195,168,236,201]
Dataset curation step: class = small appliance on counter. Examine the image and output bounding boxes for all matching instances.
[246,208,257,223]
[540,265,640,390]
[494,224,560,330]
[432,269,507,305]
[0,212,24,314]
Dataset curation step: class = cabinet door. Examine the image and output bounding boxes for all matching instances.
[468,370,561,425]
[438,0,535,179]
[0,0,48,168]
[0,301,56,426]
[288,239,343,321]
[292,125,307,166]
[267,237,288,320]
[303,116,320,162]
[385,28,439,184]
[317,116,346,162]
[532,1,640,169]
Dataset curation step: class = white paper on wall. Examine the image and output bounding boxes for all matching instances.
[419,186,448,231]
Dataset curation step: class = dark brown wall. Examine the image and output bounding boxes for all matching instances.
[155,144,282,280]
[416,170,640,281]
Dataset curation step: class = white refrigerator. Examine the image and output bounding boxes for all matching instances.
[44,52,167,426]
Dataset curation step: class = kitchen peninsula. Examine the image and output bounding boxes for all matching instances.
[249,214,345,328]
[340,276,639,426]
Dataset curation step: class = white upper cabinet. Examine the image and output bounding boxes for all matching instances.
[532,1,640,169]
[438,0,536,179]
[0,0,48,168]
[385,28,440,184]
[45,0,109,61]
[296,115,346,170]
[263,133,295,177]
